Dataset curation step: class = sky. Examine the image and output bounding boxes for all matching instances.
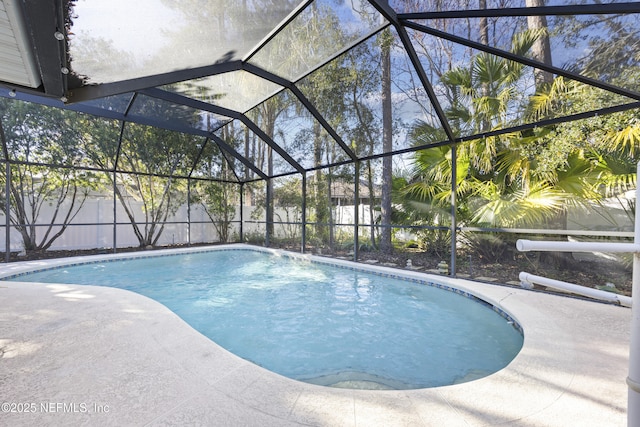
[70,0,179,57]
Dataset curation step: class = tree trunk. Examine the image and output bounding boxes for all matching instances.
[380,31,393,253]
[479,0,491,132]
[313,121,328,245]
[326,167,334,249]
[367,160,376,249]
[479,0,488,46]
[244,124,251,179]
[261,103,277,243]
[526,0,553,88]
[267,149,273,243]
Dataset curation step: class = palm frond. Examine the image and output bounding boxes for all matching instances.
[472,183,565,227]
[511,28,546,57]
[410,120,449,146]
[608,124,640,156]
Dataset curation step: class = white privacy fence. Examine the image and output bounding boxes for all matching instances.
[0,199,244,251]
[0,197,378,252]
[0,189,631,253]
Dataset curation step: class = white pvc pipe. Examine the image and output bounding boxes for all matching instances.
[519,272,633,307]
[516,239,640,254]
[513,164,640,424]
[628,163,640,426]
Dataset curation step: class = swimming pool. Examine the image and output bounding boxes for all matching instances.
[2,247,523,390]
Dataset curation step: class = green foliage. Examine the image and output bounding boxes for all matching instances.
[459,232,516,262]
[413,228,451,258]
[243,230,265,245]
[0,99,102,251]
[273,178,303,241]
[191,181,237,243]
[398,27,640,260]
[113,124,198,246]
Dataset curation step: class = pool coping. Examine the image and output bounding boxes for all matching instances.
[0,244,632,426]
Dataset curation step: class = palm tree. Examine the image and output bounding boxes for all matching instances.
[528,73,640,206]
[403,30,547,218]
[399,29,617,261]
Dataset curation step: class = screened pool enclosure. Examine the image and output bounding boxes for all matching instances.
[0,0,639,288]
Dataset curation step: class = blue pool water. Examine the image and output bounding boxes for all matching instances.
[6,249,523,389]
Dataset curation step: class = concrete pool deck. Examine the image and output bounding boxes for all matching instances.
[0,245,632,426]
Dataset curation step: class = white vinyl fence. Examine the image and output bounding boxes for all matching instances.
[0,198,248,252]
[0,195,377,252]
